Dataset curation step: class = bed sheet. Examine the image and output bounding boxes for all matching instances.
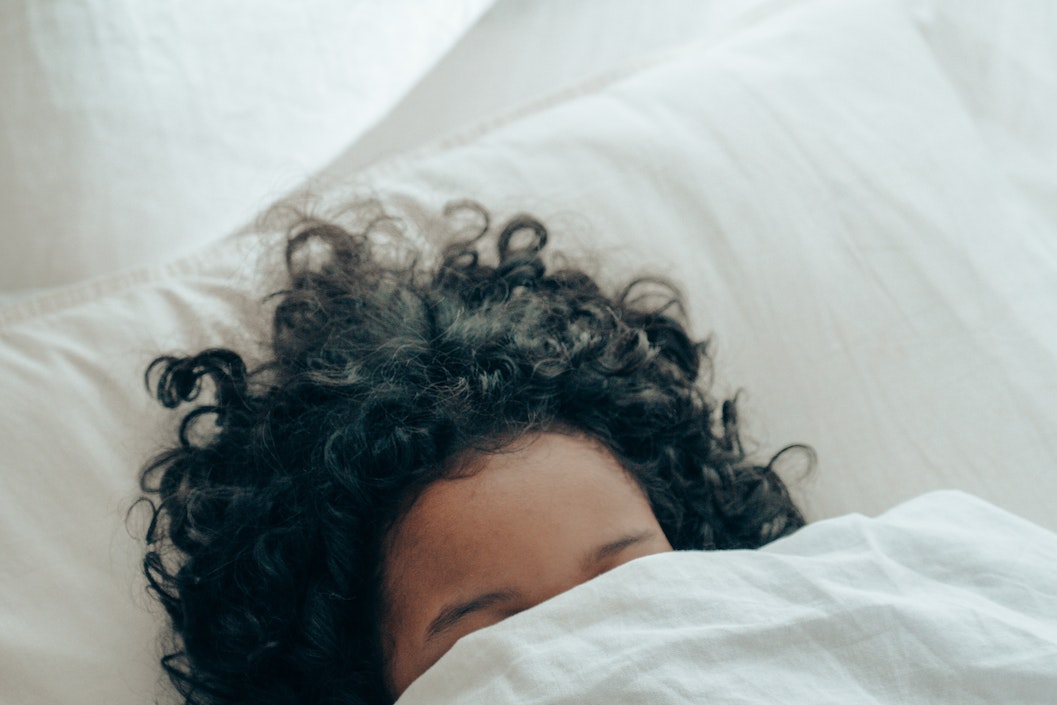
[398,491,1057,704]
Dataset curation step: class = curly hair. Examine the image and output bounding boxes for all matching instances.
[139,202,808,705]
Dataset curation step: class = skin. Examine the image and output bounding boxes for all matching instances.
[381,431,674,697]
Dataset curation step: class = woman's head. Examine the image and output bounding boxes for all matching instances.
[140,203,805,705]
[382,430,674,694]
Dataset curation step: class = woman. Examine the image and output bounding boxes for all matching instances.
[140,202,807,704]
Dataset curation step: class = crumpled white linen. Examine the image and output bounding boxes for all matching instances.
[398,491,1057,704]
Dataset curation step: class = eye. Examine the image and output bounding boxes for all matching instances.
[500,605,528,621]
[592,560,622,579]
[591,535,658,577]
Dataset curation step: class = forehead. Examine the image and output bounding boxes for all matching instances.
[383,432,654,589]
[399,434,643,534]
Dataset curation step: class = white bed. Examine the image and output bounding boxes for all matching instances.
[2,1,1055,703]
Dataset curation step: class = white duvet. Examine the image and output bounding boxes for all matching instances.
[398,491,1057,704]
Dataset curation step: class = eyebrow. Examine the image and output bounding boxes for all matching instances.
[424,589,522,642]
[581,529,656,572]
[424,529,657,642]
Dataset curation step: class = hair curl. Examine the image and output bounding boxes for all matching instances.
[139,202,808,705]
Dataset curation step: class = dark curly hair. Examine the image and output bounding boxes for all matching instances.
[138,202,808,705]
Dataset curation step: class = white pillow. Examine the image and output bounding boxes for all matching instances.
[339,0,779,172]
[2,0,1056,702]
[0,0,493,292]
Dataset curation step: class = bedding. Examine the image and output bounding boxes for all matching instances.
[1,0,1056,703]
[397,491,1057,704]
[339,0,760,172]
[0,0,494,293]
